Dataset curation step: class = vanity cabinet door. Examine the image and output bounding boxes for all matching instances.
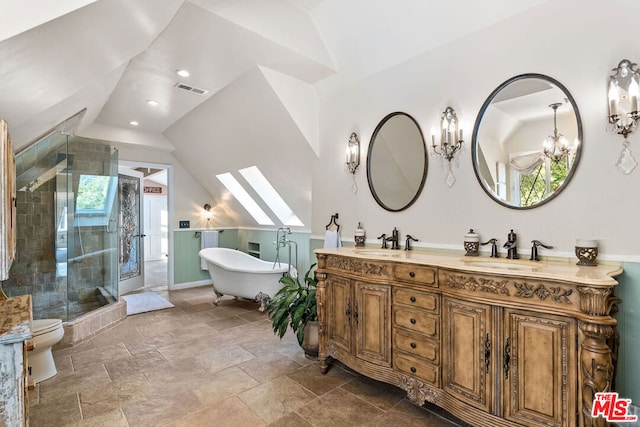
[326,276,352,353]
[503,309,577,427]
[442,297,494,413]
[354,281,391,366]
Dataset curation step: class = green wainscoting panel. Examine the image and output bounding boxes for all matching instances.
[615,262,640,404]
[218,229,239,249]
[236,229,311,276]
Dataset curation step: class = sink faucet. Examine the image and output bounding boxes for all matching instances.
[530,240,553,261]
[503,229,519,259]
[377,233,388,249]
[405,235,418,251]
[386,227,400,250]
[481,238,499,258]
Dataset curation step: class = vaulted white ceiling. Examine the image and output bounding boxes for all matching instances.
[0,0,550,227]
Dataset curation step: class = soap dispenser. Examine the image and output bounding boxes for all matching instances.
[354,222,366,247]
[464,229,480,256]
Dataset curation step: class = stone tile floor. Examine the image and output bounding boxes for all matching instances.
[29,286,466,427]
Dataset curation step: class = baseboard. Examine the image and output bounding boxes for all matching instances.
[170,279,212,291]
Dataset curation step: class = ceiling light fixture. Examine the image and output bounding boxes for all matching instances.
[129,121,139,126]
[146,100,159,106]
[175,69,190,78]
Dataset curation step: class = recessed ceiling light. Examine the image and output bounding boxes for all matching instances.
[175,69,190,77]
[146,100,159,106]
[129,121,139,126]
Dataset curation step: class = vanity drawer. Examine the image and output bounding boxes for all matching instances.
[393,328,439,364]
[393,307,439,337]
[392,264,436,286]
[393,288,439,313]
[394,353,440,386]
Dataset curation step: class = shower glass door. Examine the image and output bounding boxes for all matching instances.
[66,140,119,318]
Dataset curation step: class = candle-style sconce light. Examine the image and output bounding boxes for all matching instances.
[203,203,213,226]
[346,132,360,193]
[431,106,464,187]
[607,59,640,174]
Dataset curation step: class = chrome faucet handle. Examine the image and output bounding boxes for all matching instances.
[530,240,553,261]
[481,238,499,258]
[405,235,418,251]
[377,233,387,249]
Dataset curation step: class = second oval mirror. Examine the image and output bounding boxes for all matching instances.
[472,74,582,209]
[367,112,427,211]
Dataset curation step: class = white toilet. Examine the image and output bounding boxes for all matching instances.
[29,319,64,383]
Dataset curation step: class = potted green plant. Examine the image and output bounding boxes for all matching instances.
[267,263,318,358]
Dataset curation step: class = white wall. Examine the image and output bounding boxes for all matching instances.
[313,0,640,259]
[113,144,236,229]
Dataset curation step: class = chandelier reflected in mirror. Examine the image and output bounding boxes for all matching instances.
[542,103,577,167]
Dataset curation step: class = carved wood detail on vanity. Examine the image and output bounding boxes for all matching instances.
[315,249,622,427]
[399,375,439,406]
[326,255,390,278]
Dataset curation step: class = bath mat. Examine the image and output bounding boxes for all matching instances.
[122,292,174,315]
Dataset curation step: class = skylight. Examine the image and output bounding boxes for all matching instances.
[239,166,303,227]
[216,173,274,225]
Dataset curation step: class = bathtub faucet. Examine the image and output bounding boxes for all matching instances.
[275,227,291,249]
[274,227,295,275]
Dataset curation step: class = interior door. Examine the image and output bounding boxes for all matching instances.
[144,196,166,261]
[118,168,145,294]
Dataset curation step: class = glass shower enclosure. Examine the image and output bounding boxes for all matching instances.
[4,132,119,321]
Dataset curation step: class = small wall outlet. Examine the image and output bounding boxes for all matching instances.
[179,220,190,229]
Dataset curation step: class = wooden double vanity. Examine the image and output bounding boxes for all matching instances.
[314,248,622,427]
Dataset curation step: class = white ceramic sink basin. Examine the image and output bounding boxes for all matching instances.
[464,260,537,270]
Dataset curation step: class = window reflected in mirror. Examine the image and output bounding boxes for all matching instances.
[472,74,582,209]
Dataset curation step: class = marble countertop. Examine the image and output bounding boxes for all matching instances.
[0,295,32,344]
[314,247,622,287]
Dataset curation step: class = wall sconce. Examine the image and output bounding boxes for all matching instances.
[346,132,360,174]
[346,132,360,194]
[203,203,213,226]
[607,59,640,174]
[431,107,464,187]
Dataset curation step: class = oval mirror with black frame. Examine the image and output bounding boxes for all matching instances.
[471,74,583,209]
[367,112,428,212]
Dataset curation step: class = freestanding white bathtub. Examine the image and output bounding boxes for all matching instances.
[198,247,294,310]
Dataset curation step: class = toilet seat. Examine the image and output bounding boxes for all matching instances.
[32,318,63,336]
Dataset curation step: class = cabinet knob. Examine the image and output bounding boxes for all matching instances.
[410,318,417,324]
[410,296,416,302]
[410,342,417,349]
[409,271,415,278]
[410,367,417,373]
